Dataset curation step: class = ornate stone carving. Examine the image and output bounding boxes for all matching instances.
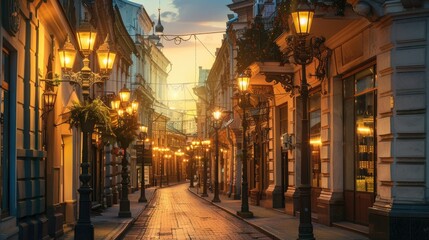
[2,0,21,36]
[348,0,385,22]
[263,72,295,93]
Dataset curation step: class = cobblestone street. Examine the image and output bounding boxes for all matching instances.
[121,183,272,239]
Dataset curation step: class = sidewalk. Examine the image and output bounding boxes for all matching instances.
[188,187,369,240]
[60,187,156,240]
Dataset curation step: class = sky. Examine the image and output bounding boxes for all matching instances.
[130,0,233,112]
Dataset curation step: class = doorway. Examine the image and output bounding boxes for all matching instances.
[343,65,377,225]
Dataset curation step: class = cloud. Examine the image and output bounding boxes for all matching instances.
[150,11,178,23]
[171,0,232,22]
[162,11,179,22]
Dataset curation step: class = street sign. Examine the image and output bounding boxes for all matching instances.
[143,148,152,166]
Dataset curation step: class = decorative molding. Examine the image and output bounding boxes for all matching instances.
[263,72,295,93]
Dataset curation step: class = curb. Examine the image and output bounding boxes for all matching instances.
[187,188,280,240]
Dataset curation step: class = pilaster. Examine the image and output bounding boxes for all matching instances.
[369,12,429,239]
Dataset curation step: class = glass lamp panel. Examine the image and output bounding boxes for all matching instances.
[291,10,314,35]
[97,51,116,72]
[140,125,148,133]
[58,35,76,70]
[76,30,97,53]
[43,90,56,109]
[119,85,131,103]
[126,106,133,115]
[237,75,250,92]
[131,100,139,112]
[111,96,121,110]
[213,110,222,120]
[59,49,76,70]
[117,109,124,117]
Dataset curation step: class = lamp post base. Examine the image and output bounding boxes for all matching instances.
[237,211,254,218]
[74,223,94,240]
[118,211,132,218]
[298,232,315,240]
[138,197,147,203]
[118,199,131,218]
[212,196,221,203]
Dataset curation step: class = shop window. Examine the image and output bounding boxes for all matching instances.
[309,92,321,188]
[1,48,11,218]
[344,66,376,193]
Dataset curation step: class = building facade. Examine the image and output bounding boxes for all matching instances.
[202,0,429,239]
[0,0,142,238]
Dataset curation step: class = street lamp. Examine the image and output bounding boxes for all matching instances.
[152,146,159,186]
[212,110,222,203]
[138,125,148,203]
[286,2,325,239]
[157,147,170,187]
[236,71,253,218]
[58,34,116,100]
[191,141,201,188]
[186,146,195,188]
[113,85,139,218]
[201,140,211,198]
[183,158,189,181]
[42,89,56,113]
[56,17,117,239]
[165,154,172,185]
[175,150,184,182]
[291,3,315,239]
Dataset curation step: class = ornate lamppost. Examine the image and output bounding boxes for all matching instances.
[138,125,148,203]
[236,71,254,218]
[175,150,184,182]
[212,110,223,203]
[165,153,171,185]
[289,3,320,239]
[264,2,328,238]
[201,140,211,197]
[111,85,139,218]
[53,17,117,239]
[152,146,159,186]
[156,147,169,187]
[189,141,200,187]
[186,146,193,187]
[158,147,163,188]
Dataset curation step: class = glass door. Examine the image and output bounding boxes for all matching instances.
[343,65,377,225]
[309,92,321,214]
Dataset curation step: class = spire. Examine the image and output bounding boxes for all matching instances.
[155,8,164,35]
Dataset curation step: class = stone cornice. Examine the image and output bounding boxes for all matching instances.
[324,18,371,50]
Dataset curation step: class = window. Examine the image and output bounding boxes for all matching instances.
[309,92,321,188]
[1,48,11,218]
[279,104,287,135]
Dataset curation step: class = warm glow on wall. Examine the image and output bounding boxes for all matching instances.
[309,137,321,146]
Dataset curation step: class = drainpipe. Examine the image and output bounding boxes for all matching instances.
[36,0,46,205]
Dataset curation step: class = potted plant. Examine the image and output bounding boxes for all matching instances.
[68,98,112,133]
